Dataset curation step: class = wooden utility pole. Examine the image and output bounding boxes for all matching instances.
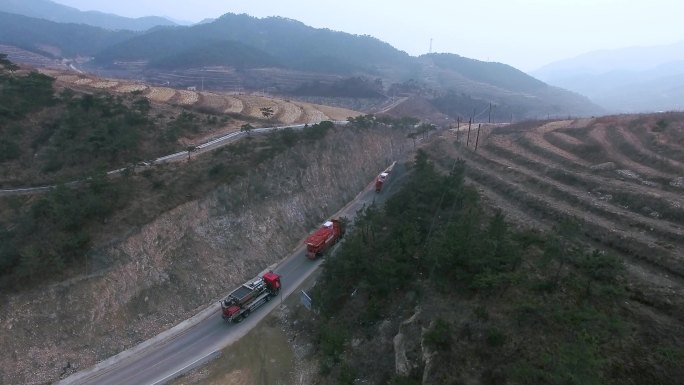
[475,124,481,151]
[488,103,492,123]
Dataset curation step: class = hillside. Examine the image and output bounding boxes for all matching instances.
[0,63,359,189]
[94,13,601,119]
[0,11,601,119]
[0,0,178,31]
[0,58,385,385]
[0,11,138,58]
[172,135,684,385]
[94,13,414,76]
[296,148,683,384]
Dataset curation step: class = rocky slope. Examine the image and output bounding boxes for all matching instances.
[0,125,412,384]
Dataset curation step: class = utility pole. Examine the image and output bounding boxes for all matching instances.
[475,124,481,151]
[488,102,492,123]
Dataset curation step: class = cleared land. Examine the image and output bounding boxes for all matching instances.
[39,68,359,124]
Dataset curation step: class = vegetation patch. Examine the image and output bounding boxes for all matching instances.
[308,151,682,385]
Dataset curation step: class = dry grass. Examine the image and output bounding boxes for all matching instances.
[274,101,303,124]
[56,75,80,83]
[223,96,244,114]
[90,81,119,89]
[237,95,279,119]
[175,90,200,106]
[74,78,93,85]
[310,103,361,121]
[146,87,177,103]
[116,84,148,93]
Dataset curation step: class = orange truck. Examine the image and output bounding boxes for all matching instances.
[375,172,389,192]
[375,161,396,192]
[305,219,344,259]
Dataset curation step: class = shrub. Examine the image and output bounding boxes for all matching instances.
[424,318,452,351]
[486,327,506,347]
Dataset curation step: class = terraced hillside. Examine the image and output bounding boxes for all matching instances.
[432,113,684,322]
[38,68,359,124]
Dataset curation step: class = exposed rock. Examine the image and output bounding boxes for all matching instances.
[590,161,616,171]
[670,177,684,188]
[393,307,422,377]
[616,169,640,180]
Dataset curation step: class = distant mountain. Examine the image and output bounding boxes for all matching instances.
[195,18,216,25]
[0,0,177,31]
[425,53,547,93]
[95,13,414,75]
[148,40,281,70]
[533,41,684,112]
[0,12,138,57]
[0,12,601,119]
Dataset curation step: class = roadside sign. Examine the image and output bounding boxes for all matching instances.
[300,290,312,310]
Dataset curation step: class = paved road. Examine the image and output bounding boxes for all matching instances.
[58,161,406,385]
[0,121,347,197]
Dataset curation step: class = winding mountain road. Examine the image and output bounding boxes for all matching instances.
[57,161,405,385]
[0,121,347,197]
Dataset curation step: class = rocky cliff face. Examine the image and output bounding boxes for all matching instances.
[0,126,412,384]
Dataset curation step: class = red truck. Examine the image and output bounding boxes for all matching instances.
[305,219,344,259]
[375,172,389,192]
[221,271,281,323]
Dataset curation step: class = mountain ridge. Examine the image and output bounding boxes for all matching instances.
[0,0,178,31]
[0,11,602,119]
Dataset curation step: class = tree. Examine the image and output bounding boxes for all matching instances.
[240,123,254,136]
[397,116,419,129]
[0,54,19,73]
[577,250,622,299]
[186,146,197,161]
[407,132,417,148]
[417,123,436,139]
[260,107,274,121]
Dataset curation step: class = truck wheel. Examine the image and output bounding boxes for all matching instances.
[243,309,251,319]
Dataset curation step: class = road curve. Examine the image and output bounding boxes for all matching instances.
[58,161,405,385]
[0,121,349,197]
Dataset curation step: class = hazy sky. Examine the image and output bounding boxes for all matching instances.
[50,0,683,71]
